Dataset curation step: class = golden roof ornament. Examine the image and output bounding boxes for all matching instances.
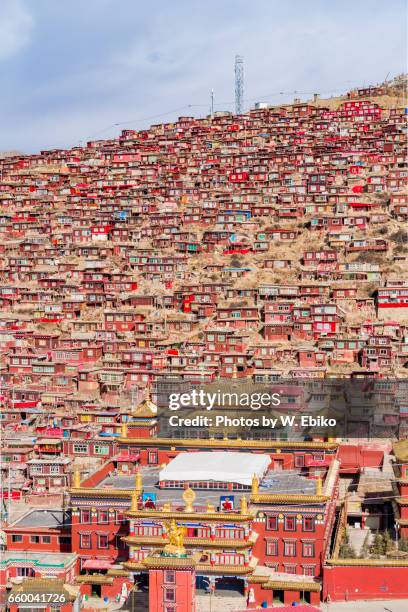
[130,490,138,512]
[163,520,187,557]
[206,500,216,513]
[251,474,259,495]
[162,502,171,512]
[135,469,143,495]
[132,388,157,418]
[240,496,248,515]
[73,469,81,489]
[182,487,196,513]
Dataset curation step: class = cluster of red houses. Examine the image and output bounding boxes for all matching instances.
[1,79,408,610]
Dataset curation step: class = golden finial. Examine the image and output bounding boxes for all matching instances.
[240,496,248,515]
[73,468,81,488]
[251,474,259,495]
[316,476,323,496]
[206,500,215,513]
[182,487,196,513]
[135,469,143,495]
[130,490,138,512]
[162,502,171,512]
[163,520,187,557]
[121,421,128,437]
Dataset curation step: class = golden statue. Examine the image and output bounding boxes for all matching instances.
[251,473,259,495]
[240,496,248,515]
[163,520,186,557]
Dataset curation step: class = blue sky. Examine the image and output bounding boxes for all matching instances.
[1,0,406,152]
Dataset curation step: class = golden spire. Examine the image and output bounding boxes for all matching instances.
[135,469,143,495]
[240,496,248,515]
[251,474,259,495]
[73,468,81,488]
[316,476,323,496]
[121,421,128,438]
[130,490,138,511]
[206,500,215,513]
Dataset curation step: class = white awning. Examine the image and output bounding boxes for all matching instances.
[159,451,270,486]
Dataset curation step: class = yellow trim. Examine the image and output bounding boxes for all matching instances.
[251,493,329,503]
[326,559,408,567]
[75,576,114,584]
[125,509,253,522]
[123,536,253,548]
[69,488,133,497]
[118,437,338,450]
[262,580,321,592]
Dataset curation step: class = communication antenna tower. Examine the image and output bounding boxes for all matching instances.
[235,55,244,115]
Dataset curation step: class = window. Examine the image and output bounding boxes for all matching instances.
[99,510,109,524]
[116,511,125,524]
[81,510,90,524]
[30,535,40,544]
[42,536,51,544]
[164,588,176,602]
[266,515,278,531]
[80,534,91,549]
[266,540,278,556]
[94,445,109,455]
[284,541,296,556]
[50,465,60,474]
[17,567,35,577]
[303,565,316,576]
[148,451,158,465]
[303,517,315,532]
[284,516,296,531]
[302,542,315,557]
[294,454,305,468]
[164,571,176,584]
[73,443,87,454]
[283,564,297,574]
[12,534,23,543]
[98,534,109,549]
[59,536,70,546]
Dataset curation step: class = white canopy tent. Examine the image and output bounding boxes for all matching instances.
[159,451,271,486]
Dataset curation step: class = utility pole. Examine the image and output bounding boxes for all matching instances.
[210,89,214,119]
[235,55,244,115]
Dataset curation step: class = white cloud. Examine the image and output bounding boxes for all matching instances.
[0,0,33,60]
